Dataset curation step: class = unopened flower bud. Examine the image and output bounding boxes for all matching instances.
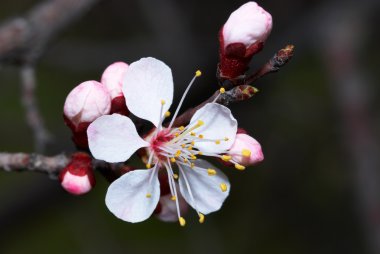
[64,81,111,127]
[219,2,272,79]
[155,192,188,222]
[227,133,264,166]
[59,153,95,195]
[63,81,111,148]
[101,62,130,115]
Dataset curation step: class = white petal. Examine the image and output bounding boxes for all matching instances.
[190,103,237,153]
[105,169,160,223]
[87,114,148,163]
[178,159,230,214]
[122,57,173,126]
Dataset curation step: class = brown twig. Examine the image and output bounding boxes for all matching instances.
[0,152,69,175]
[20,64,51,152]
[0,152,127,181]
[245,44,295,85]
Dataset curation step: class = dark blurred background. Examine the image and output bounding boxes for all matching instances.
[1,0,380,253]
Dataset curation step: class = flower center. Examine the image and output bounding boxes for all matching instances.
[149,128,174,160]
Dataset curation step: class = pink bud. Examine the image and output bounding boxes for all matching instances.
[59,153,95,195]
[219,2,272,79]
[101,62,130,115]
[64,81,111,128]
[227,133,264,166]
[101,62,129,99]
[223,2,272,49]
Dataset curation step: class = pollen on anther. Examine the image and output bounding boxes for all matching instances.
[146,193,152,198]
[197,120,204,126]
[171,195,177,201]
[224,137,229,141]
[190,132,196,136]
[235,164,246,170]
[198,134,204,139]
[179,126,185,131]
[179,217,186,226]
[198,213,205,223]
[221,155,231,161]
[146,163,152,169]
[198,151,203,155]
[165,111,171,117]
[190,163,195,168]
[173,173,179,179]
[170,157,176,163]
[220,183,228,192]
[207,169,216,176]
[195,70,202,77]
[161,99,166,105]
[219,87,226,94]
[215,140,221,144]
[190,155,197,160]
[242,149,251,157]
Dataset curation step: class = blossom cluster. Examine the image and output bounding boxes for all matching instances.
[61,1,271,225]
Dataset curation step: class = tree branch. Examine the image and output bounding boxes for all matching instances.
[0,0,100,65]
[20,64,51,152]
[0,152,127,182]
[245,44,295,85]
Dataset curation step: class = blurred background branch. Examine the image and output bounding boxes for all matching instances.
[0,0,100,151]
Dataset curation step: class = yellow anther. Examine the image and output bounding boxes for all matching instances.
[173,173,179,179]
[221,155,232,161]
[183,158,188,163]
[170,157,176,163]
[179,126,185,131]
[161,99,166,105]
[219,87,225,94]
[171,195,177,201]
[175,150,181,157]
[190,163,195,168]
[179,217,186,226]
[174,132,180,137]
[207,169,217,176]
[146,193,152,198]
[198,151,203,155]
[242,149,251,157]
[235,164,246,171]
[198,213,205,224]
[220,183,228,192]
[191,141,195,146]
[190,132,196,136]
[165,111,171,117]
[197,120,204,126]
[198,134,204,139]
[195,70,202,77]
[190,155,197,160]
[181,144,186,148]
[224,137,229,141]
[215,140,221,144]
[146,163,151,169]
[187,145,193,151]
